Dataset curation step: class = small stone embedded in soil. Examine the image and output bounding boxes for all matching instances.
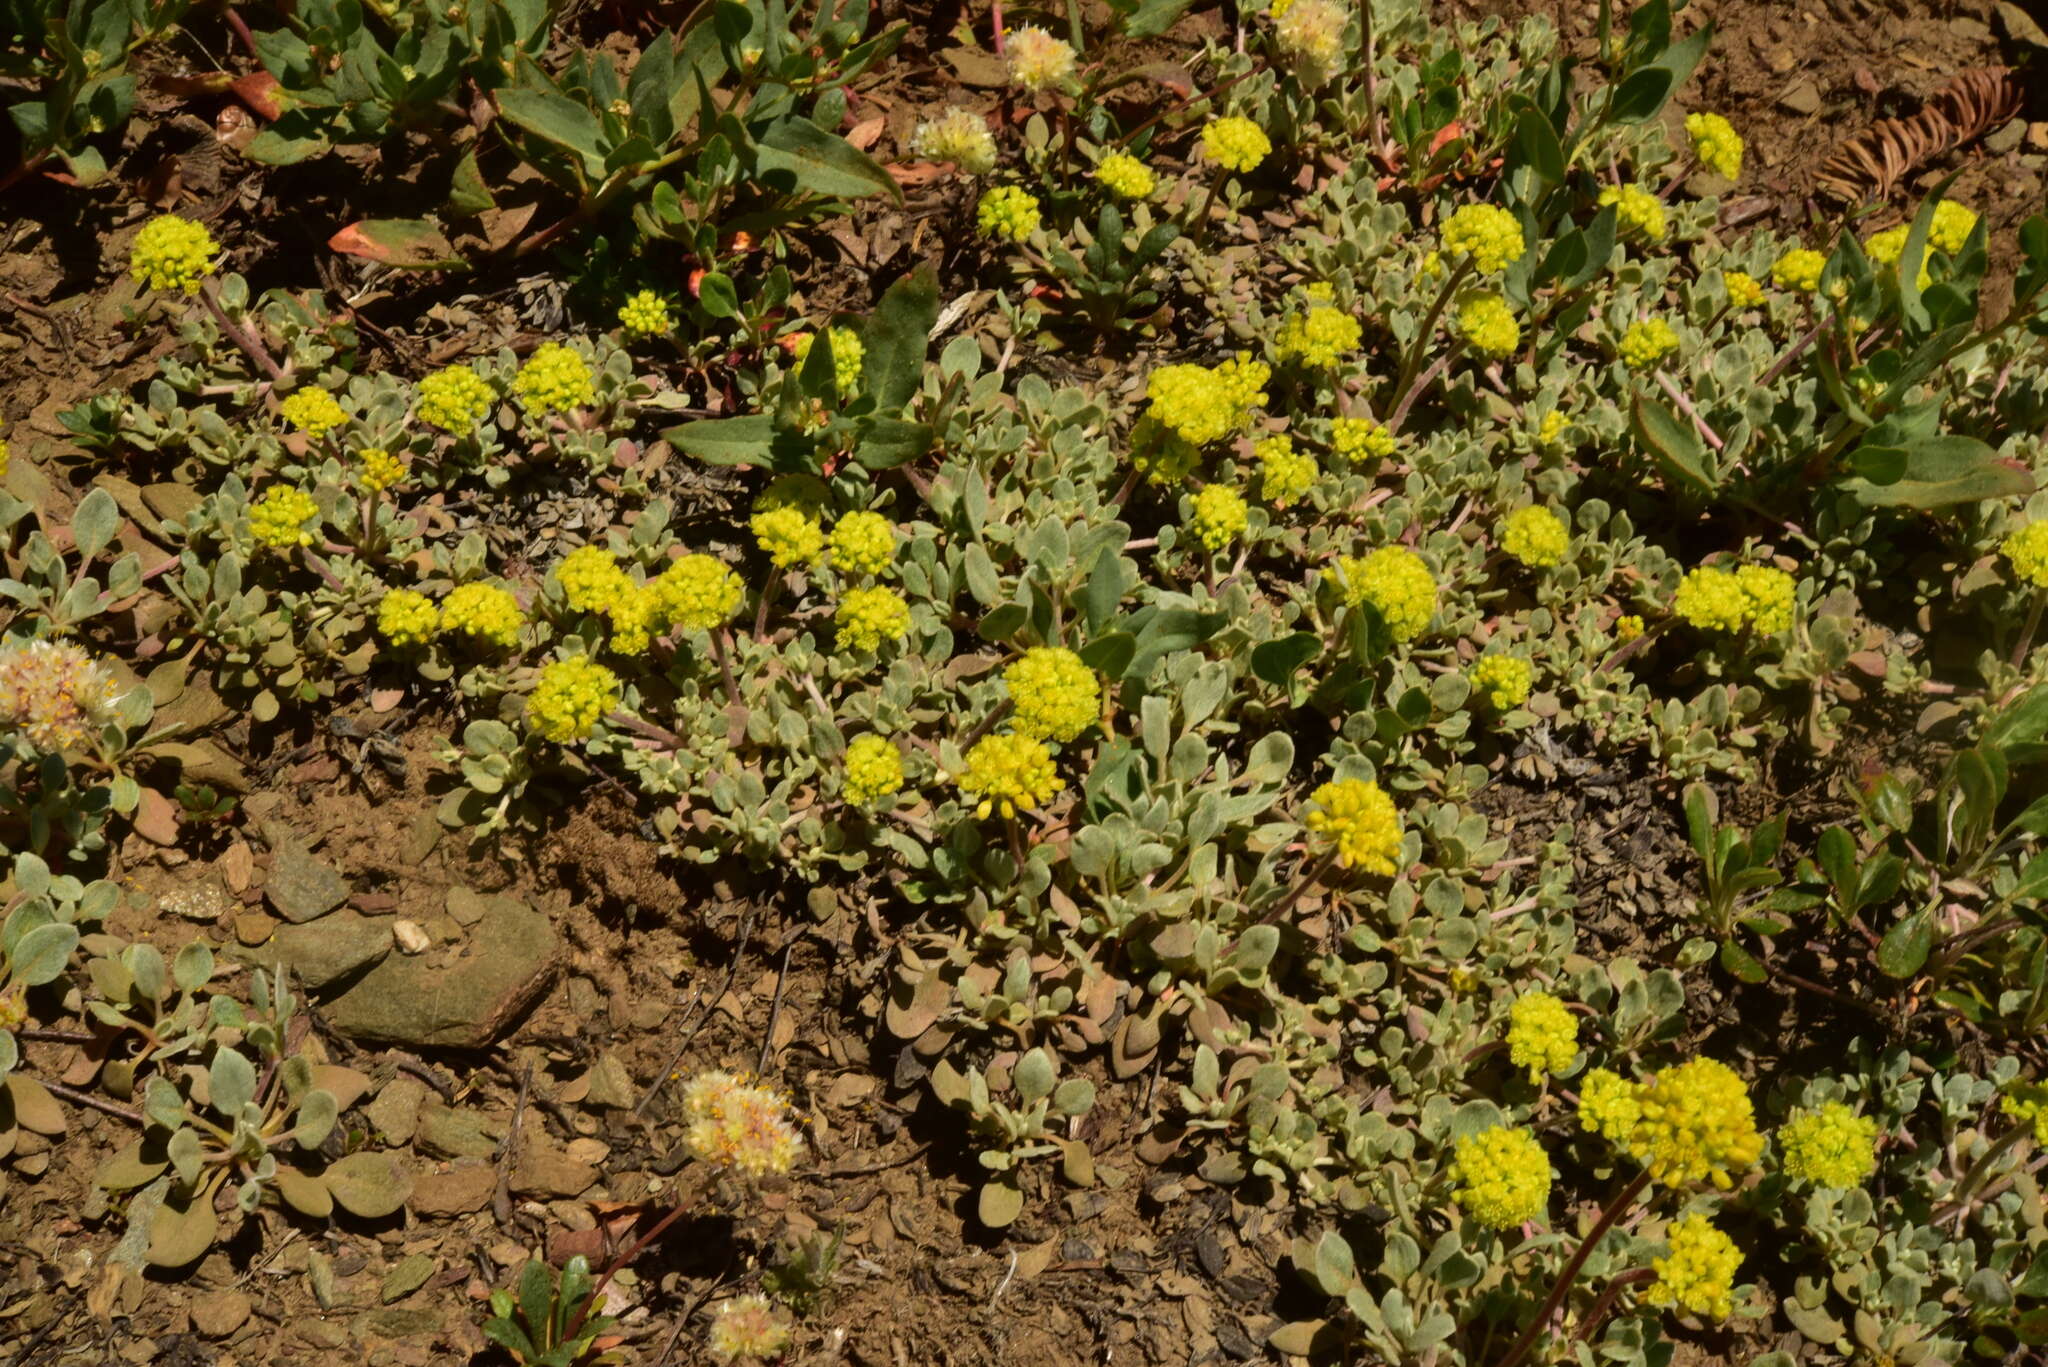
[351,1307,441,1340]
[512,1137,600,1198]
[380,1253,437,1303]
[320,892,559,1047]
[392,919,430,954]
[1987,118,2027,154]
[445,885,489,926]
[189,1288,252,1338]
[234,910,278,946]
[265,843,351,923]
[363,1077,427,1146]
[578,1052,636,1110]
[1777,79,1822,115]
[229,910,392,991]
[410,1164,498,1216]
[298,1321,349,1350]
[416,1103,503,1159]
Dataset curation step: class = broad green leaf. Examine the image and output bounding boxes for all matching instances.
[1631,393,1717,495]
[71,487,120,562]
[1877,907,1935,978]
[1842,435,2033,509]
[327,219,467,271]
[1251,632,1320,687]
[861,264,938,412]
[496,85,608,182]
[752,116,900,203]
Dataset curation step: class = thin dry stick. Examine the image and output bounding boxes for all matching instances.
[636,907,757,1118]
[755,939,795,1076]
[1654,371,1725,451]
[42,1079,143,1126]
[493,1059,535,1226]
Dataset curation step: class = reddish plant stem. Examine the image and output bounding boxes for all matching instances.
[562,1198,695,1345]
[198,282,286,383]
[1572,1268,1657,1344]
[1493,1168,1652,1367]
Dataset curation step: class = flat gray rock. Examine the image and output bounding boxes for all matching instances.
[322,893,559,1048]
[230,911,392,991]
[266,844,350,923]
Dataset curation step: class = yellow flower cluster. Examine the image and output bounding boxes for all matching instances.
[129,214,220,294]
[843,734,905,805]
[1506,991,1577,1083]
[2001,1083,2048,1143]
[1471,654,1533,711]
[0,639,121,752]
[1593,1057,1764,1190]
[552,544,658,650]
[1144,356,1269,446]
[357,447,405,493]
[1579,1067,1643,1140]
[835,586,911,653]
[1502,505,1569,568]
[829,510,896,576]
[280,386,348,437]
[1007,25,1075,90]
[1864,225,1934,291]
[1685,112,1744,180]
[1599,183,1668,242]
[1779,1101,1878,1188]
[1304,777,1403,874]
[526,656,620,743]
[618,290,673,338]
[1673,566,1748,632]
[1338,546,1437,643]
[249,486,321,549]
[976,186,1041,242]
[793,326,865,396]
[1202,116,1271,172]
[2005,522,2048,588]
[753,504,825,568]
[1093,152,1157,199]
[442,582,524,649]
[1450,1125,1553,1229]
[0,435,8,481]
[707,1294,791,1364]
[1675,564,1795,634]
[1723,270,1764,308]
[681,1070,802,1176]
[1738,565,1795,633]
[959,732,1061,818]
[1256,435,1316,507]
[1615,613,1645,642]
[912,108,997,176]
[1274,0,1344,75]
[1189,483,1248,552]
[1331,415,1394,464]
[653,554,745,632]
[513,342,595,415]
[1276,305,1362,368]
[417,364,495,432]
[1618,318,1680,372]
[1441,203,1525,274]
[1771,248,1826,294]
[1456,290,1520,357]
[1536,409,1568,448]
[1930,200,1979,255]
[1004,646,1099,742]
[377,588,440,647]
[1644,1213,1742,1320]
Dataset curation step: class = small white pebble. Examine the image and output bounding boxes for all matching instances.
[392,919,430,954]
